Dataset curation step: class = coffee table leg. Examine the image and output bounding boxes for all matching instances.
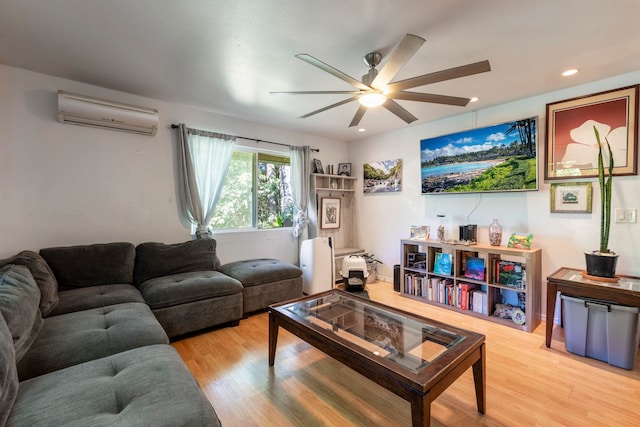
[268,311,279,366]
[472,342,486,414]
[408,392,431,427]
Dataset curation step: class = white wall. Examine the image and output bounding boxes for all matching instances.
[0,64,347,264]
[348,71,640,320]
[3,63,638,321]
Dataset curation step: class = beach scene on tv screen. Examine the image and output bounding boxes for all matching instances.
[420,117,538,194]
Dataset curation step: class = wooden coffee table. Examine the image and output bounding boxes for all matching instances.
[269,290,486,427]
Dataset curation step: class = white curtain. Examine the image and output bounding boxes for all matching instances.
[177,124,235,239]
[290,145,311,242]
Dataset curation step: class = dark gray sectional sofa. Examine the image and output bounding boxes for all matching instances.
[0,239,303,426]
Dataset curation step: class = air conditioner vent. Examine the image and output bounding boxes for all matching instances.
[57,90,159,136]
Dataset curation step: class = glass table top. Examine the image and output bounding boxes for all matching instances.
[554,268,640,293]
[282,291,465,373]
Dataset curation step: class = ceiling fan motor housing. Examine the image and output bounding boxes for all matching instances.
[362,68,378,87]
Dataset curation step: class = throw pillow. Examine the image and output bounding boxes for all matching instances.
[0,250,59,317]
[0,265,44,362]
[39,242,135,288]
[134,239,221,286]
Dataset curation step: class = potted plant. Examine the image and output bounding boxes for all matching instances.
[584,125,618,278]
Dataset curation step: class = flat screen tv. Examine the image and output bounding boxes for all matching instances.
[420,116,538,194]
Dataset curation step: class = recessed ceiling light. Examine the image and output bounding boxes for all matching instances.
[562,69,579,77]
[469,97,479,103]
[358,128,366,132]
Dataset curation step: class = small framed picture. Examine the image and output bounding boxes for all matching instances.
[320,197,340,229]
[550,182,593,213]
[313,159,324,174]
[337,162,351,176]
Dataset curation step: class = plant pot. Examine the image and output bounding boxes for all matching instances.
[584,251,618,278]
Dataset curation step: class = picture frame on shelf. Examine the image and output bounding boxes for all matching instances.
[313,159,325,174]
[320,197,340,229]
[433,252,452,275]
[550,182,592,213]
[338,162,351,176]
[545,85,638,180]
[464,257,485,281]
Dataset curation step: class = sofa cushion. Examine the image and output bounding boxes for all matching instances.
[0,265,44,362]
[134,239,222,286]
[17,302,169,381]
[40,242,135,289]
[48,284,145,316]
[139,271,243,309]
[0,250,59,316]
[219,258,303,287]
[8,345,221,427]
[0,312,18,427]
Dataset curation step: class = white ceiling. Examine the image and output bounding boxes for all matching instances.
[1,0,639,141]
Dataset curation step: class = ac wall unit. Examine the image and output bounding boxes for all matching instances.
[57,90,159,136]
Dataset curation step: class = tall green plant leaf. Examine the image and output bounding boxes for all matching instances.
[594,126,614,253]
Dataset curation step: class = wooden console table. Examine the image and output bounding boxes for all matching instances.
[545,267,640,348]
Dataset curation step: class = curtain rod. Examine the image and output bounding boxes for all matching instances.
[170,124,319,152]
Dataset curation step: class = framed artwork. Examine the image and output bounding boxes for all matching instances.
[545,85,638,179]
[363,159,402,193]
[337,162,351,176]
[550,182,593,213]
[420,116,538,194]
[313,159,324,174]
[320,197,340,229]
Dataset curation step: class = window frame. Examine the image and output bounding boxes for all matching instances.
[210,146,293,232]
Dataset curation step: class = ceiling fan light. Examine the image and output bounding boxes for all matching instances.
[359,93,387,107]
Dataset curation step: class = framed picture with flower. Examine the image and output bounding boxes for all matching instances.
[544,85,638,180]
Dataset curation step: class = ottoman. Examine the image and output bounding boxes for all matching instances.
[138,271,244,338]
[219,258,303,314]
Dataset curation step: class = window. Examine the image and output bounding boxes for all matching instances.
[211,149,294,230]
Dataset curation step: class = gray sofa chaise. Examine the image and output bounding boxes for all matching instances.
[0,238,303,426]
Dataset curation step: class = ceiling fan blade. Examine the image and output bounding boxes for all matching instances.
[349,105,368,128]
[299,95,360,119]
[390,91,470,106]
[370,34,426,90]
[383,99,418,124]
[386,60,491,92]
[296,54,371,91]
[271,90,363,95]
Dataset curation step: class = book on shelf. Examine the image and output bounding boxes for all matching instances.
[472,290,488,315]
[464,257,485,281]
[496,260,525,289]
[433,252,452,275]
[458,283,477,310]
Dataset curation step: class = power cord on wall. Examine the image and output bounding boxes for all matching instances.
[467,194,482,224]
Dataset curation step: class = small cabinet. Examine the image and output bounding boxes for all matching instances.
[400,239,541,332]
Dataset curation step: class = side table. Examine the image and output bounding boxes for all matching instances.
[545,267,640,348]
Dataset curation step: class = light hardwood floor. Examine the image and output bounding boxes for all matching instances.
[172,281,640,427]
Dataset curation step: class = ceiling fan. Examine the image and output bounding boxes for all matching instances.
[271,34,491,128]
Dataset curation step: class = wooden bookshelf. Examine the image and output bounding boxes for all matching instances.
[399,239,541,332]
